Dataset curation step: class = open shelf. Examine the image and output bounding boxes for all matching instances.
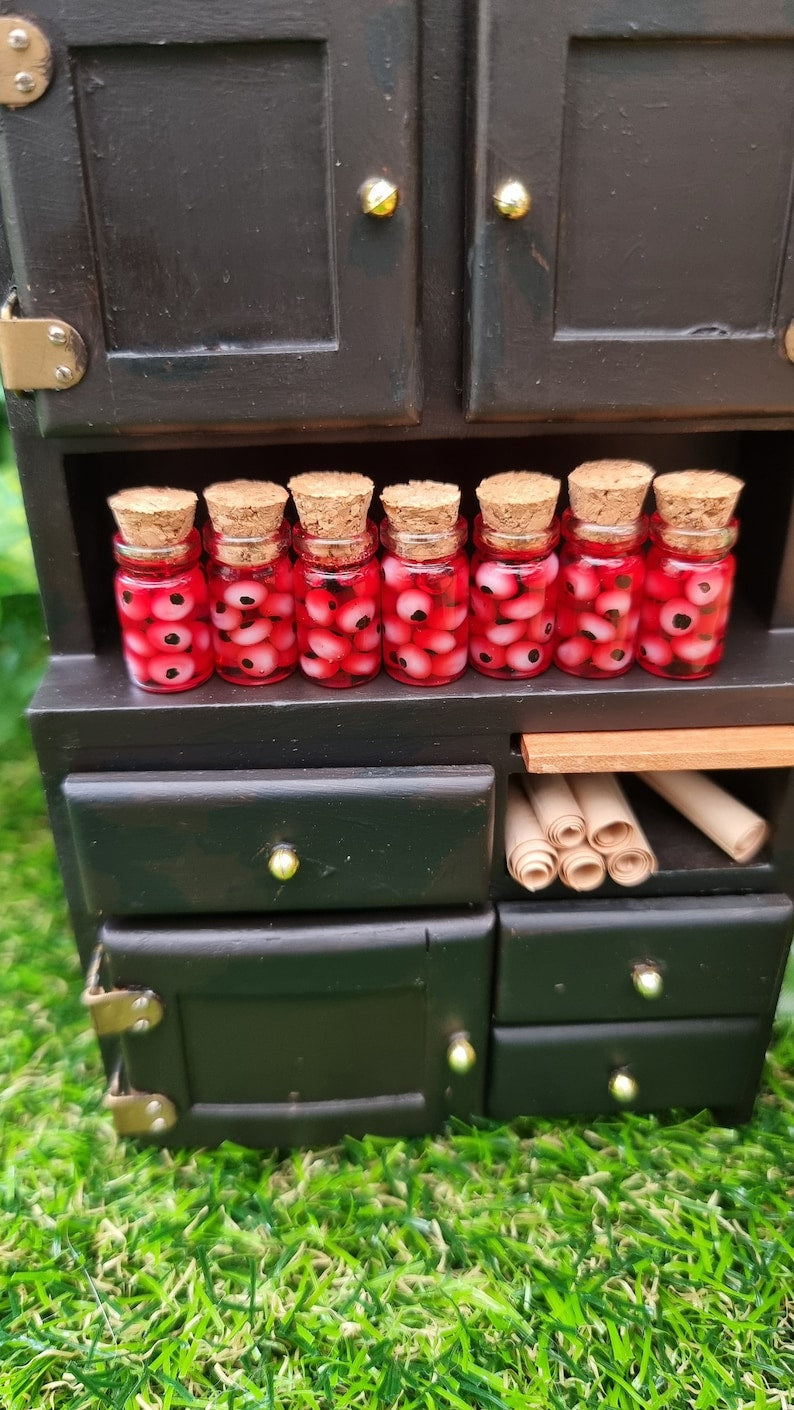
[44,427,794,659]
[495,769,792,903]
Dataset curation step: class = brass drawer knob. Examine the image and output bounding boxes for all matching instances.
[360,177,399,218]
[493,179,531,220]
[447,1033,476,1074]
[632,963,664,1001]
[608,1068,639,1105]
[267,845,300,881]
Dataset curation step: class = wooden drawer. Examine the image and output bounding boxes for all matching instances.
[98,908,494,1146]
[63,766,494,916]
[495,896,792,1024]
[488,1017,763,1119]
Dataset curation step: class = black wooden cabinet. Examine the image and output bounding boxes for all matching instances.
[3,0,794,1145]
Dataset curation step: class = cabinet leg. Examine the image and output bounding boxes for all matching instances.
[712,1098,757,1127]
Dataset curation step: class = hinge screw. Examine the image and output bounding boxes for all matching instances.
[145,1099,163,1117]
[131,995,149,1012]
[131,1018,150,1033]
[14,71,35,94]
[8,28,29,51]
[54,364,73,385]
[150,1117,168,1133]
[48,324,67,346]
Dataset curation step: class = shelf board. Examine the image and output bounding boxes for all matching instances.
[28,601,794,762]
[520,724,794,774]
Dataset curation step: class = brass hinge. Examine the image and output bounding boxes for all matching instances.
[0,292,87,391]
[82,944,165,1038]
[0,17,52,107]
[105,1060,178,1137]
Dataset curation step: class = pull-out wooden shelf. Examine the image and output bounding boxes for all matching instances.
[520,725,794,775]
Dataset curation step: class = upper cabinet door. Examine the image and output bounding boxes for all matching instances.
[0,1,419,434]
[467,2,794,421]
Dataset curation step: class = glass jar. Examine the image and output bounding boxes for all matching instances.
[113,528,213,692]
[469,515,559,678]
[637,515,738,680]
[380,519,469,686]
[553,510,647,678]
[293,521,382,687]
[204,522,297,686]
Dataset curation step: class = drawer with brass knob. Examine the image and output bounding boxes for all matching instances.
[63,766,495,917]
[494,896,792,1025]
[487,1017,763,1120]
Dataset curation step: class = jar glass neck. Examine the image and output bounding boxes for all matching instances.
[474,513,559,559]
[293,518,378,567]
[650,512,738,559]
[381,515,468,561]
[113,526,201,572]
[204,520,290,567]
[561,508,647,554]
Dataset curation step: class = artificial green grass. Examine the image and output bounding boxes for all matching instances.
[1,612,793,1407]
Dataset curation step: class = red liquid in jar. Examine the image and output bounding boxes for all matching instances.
[381,544,469,686]
[114,530,213,693]
[553,512,646,679]
[469,517,559,679]
[208,552,297,686]
[637,516,737,680]
[294,525,382,688]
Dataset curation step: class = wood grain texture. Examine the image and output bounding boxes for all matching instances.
[520,725,794,773]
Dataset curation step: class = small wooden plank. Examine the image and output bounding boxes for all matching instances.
[520,725,794,775]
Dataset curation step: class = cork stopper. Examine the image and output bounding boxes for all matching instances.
[654,470,742,529]
[204,479,288,566]
[380,480,461,561]
[108,486,197,548]
[568,460,654,527]
[477,472,559,548]
[288,471,374,565]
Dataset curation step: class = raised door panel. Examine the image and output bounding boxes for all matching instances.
[468,1,794,420]
[0,1,419,433]
[100,909,494,1145]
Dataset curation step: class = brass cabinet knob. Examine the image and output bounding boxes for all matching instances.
[360,177,399,218]
[447,1033,476,1074]
[608,1068,639,1104]
[267,845,300,881]
[784,320,794,363]
[492,179,531,220]
[632,963,664,1001]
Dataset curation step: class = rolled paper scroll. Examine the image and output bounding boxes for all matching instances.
[557,842,606,892]
[636,770,769,863]
[603,815,658,888]
[504,780,558,892]
[568,772,637,850]
[522,774,587,849]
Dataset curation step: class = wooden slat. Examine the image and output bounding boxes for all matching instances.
[520,725,794,774]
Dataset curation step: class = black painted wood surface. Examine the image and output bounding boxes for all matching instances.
[0,0,420,434]
[487,1016,763,1118]
[64,766,495,914]
[494,896,793,1024]
[102,908,494,1146]
[468,1,794,420]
